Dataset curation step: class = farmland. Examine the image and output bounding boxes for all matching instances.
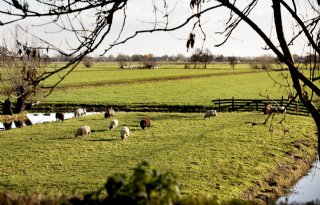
[41,63,289,107]
[0,63,318,203]
[0,112,316,202]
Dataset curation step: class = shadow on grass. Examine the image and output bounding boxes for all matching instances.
[88,138,116,142]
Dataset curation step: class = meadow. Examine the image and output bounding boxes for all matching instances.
[0,112,317,202]
[41,62,289,106]
[0,62,318,203]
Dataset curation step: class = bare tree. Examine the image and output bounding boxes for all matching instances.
[143,53,157,69]
[0,27,45,113]
[0,1,319,155]
[202,48,213,69]
[227,56,237,70]
[116,53,130,68]
[190,48,202,68]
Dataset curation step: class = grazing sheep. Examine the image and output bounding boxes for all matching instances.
[104,107,115,118]
[278,106,286,114]
[74,125,91,138]
[74,108,86,118]
[55,112,64,122]
[109,119,119,131]
[262,104,286,114]
[120,126,130,140]
[262,104,276,114]
[204,110,218,119]
[140,117,151,130]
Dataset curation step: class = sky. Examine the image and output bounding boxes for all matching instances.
[0,0,316,58]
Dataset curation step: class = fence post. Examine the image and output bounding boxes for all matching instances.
[256,100,258,110]
[232,97,234,111]
[219,98,221,111]
[281,96,284,106]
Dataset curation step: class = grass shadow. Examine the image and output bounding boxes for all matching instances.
[89,138,117,142]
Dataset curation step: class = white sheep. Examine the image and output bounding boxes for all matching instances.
[109,119,119,131]
[204,110,218,119]
[74,108,86,118]
[74,125,91,138]
[120,126,130,140]
[278,106,286,113]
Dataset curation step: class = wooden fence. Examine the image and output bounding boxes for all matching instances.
[212,97,310,116]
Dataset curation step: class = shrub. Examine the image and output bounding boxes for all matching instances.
[82,58,93,68]
[104,160,180,205]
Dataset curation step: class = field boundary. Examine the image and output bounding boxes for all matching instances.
[212,97,310,116]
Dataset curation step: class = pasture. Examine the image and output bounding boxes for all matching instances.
[41,63,290,106]
[0,62,318,202]
[0,111,317,202]
[39,62,258,90]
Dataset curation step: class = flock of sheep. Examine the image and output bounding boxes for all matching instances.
[54,103,283,139]
[55,107,152,139]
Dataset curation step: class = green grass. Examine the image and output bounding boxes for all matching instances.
[0,112,316,202]
[44,72,290,106]
[43,63,255,87]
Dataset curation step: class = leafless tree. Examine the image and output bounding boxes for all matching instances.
[0,0,319,155]
[202,48,213,69]
[0,27,46,113]
[190,48,202,68]
[227,56,237,70]
[143,53,157,69]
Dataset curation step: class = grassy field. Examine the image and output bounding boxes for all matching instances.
[1,63,290,106]
[0,62,317,203]
[42,62,257,87]
[0,111,317,202]
[42,68,290,107]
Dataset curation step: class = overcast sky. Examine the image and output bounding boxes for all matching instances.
[0,0,315,57]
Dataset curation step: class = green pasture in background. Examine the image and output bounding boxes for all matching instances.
[44,71,290,106]
[43,62,257,87]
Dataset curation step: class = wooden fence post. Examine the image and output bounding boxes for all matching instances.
[232,97,234,111]
[281,96,284,106]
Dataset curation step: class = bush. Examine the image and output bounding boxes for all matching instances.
[104,160,180,205]
[82,58,93,68]
[250,63,273,70]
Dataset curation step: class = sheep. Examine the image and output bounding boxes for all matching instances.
[55,112,64,122]
[104,107,115,118]
[74,108,86,118]
[109,119,119,131]
[74,125,91,138]
[120,126,130,140]
[262,104,286,114]
[278,106,286,114]
[204,110,218,119]
[262,104,276,114]
[140,117,151,130]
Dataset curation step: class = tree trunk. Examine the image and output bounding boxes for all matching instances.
[272,0,320,157]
